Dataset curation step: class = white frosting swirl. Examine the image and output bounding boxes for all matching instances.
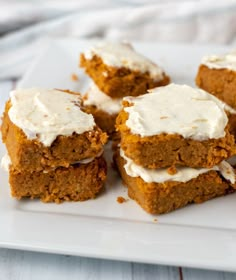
[84,42,164,81]
[202,52,236,71]
[124,84,228,140]
[84,82,122,114]
[8,88,95,146]
[120,149,235,184]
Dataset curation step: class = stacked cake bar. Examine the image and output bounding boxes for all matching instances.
[80,42,170,135]
[196,51,236,137]
[1,88,107,202]
[115,84,236,214]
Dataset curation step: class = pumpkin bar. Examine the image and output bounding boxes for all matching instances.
[1,88,107,172]
[80,42,170,98]
[114,148,235,214]
[116,84,236,169]
[4,154,106,203]
[196,52,236,109]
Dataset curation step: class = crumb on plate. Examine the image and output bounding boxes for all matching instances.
[117,196,128,203]
[71,73,79,81]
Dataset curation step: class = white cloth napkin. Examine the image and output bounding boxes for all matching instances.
[0,0,236,79]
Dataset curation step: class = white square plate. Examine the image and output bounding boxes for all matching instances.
[1,39,236,272]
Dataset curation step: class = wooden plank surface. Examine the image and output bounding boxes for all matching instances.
[182,267,236,280]
[0,249,179,280]
[1,248,236,280]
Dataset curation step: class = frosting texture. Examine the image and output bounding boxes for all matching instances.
[202,52,236,71]
[1,154,11,172]
[124,84,228,140]
[8,88,95,146]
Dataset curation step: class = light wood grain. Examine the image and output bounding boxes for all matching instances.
[0,249,179,280]
[182,268,236,280]
[132,263,179,280]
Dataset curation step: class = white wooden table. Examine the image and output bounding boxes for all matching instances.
[1,80,236,280]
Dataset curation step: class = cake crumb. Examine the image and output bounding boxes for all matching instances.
[83,93,88,101]
[167,166,177,175]
[117,196,128,203]
[71,73,79,81]
[153,218,158,223]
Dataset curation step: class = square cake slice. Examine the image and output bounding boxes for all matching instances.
[196,52,236,109]
[4,155,106,202]
[116,84,236,169]
[1,88,107,172]
[80,42,170,98]
[114,148,235,214]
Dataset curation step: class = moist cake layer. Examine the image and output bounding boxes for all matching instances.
[114,149,235,214]
[196,64,236,109]
[8,156,107,203]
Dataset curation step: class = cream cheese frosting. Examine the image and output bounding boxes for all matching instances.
[72,149,104,164]
[84,82,122,114]
[223,102,236,115]
[200,89,236,114]
[8,88,95,146]
[120,149,235,184]
[84,42,164,81]
[124,84,228,140]
[1,154,11,172]
[201,52,236,71]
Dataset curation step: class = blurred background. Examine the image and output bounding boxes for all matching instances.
[0,0,236,79]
